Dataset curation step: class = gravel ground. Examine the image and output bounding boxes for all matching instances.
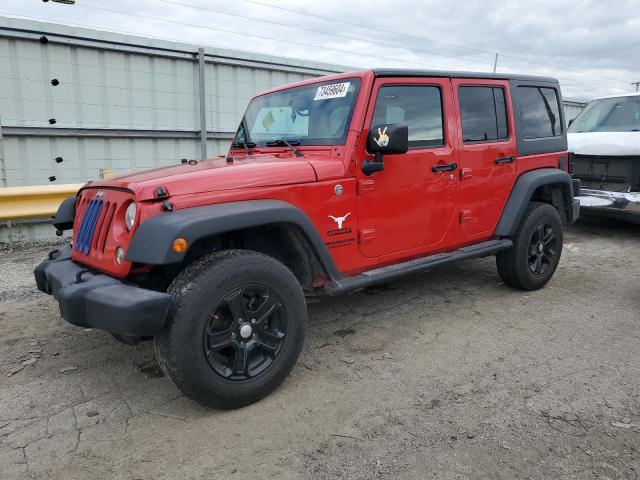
[1,218,639,480]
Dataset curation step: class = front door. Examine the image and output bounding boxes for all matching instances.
[453,79,518,238]
[356,78,459,258]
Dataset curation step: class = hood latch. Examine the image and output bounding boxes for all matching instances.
[154,186,169,199]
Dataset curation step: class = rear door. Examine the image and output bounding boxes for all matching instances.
[356,77,459,258]
[453,79,517,238]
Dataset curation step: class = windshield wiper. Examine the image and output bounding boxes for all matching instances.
[230,140,256,156]
[266,138,303,157]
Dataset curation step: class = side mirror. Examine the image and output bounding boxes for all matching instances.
[568,119,574,128]
[363,123,409,175]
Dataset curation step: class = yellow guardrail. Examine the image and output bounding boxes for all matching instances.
[0,184,83,221]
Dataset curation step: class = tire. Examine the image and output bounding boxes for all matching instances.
[154,249,307,409]
[496,201,563,291]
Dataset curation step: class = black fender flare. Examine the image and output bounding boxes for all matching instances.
[125,199,339,278]
[53,196,77,231]
[495,168,577,236]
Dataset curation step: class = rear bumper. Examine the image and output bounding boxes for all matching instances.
[577,189,640,223]
[34,246,171,337]
[569,178,581,224]
[571,198,580,224]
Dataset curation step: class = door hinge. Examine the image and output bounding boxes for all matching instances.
[358,229,376,244]
[459,210,472,224]
[357,178,375,195]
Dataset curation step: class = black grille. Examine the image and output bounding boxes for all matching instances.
[573,155,640,192]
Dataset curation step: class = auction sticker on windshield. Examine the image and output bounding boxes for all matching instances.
[314,82,350,101]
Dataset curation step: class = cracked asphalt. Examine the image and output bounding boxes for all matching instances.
[1,217,639,479]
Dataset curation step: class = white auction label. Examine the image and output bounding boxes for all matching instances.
[314,82,350,101]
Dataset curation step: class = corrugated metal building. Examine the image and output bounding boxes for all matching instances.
[0,17,344,190]
[563,98,588,125]
[0,17,345,242]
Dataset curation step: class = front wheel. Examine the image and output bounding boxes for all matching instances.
[154,250,307,409]
[496,201,563,291]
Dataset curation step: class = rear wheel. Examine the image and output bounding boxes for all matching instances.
[496,202,563,291]
[154,250,306,409]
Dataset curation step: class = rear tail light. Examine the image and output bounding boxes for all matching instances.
[567,152,575,174]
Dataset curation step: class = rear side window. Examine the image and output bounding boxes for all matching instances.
[458,86,509,143]
[371,85,444,149]
[518,86,562,139]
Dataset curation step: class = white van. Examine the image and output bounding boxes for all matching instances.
[568,93,640,223]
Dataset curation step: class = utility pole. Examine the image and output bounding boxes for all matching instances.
[493,53,499,73]
[632,81,640,92]
[0,114,6,187]
[197,48,207,160]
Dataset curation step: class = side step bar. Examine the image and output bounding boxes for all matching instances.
[324,239,513,296]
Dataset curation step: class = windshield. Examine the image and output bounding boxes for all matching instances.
[568,96,640,133]
[234,78,361,147]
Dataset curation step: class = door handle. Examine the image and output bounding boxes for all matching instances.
[495,156,515,164]
[432,162,458,172]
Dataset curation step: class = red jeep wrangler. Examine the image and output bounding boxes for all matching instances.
[35,69,579,408]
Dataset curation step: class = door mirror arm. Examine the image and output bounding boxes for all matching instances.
[362,152,385,176]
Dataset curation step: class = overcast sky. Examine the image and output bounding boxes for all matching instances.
[2,0,639,99]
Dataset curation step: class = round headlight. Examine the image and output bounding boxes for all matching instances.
[125,202,137,231]
[115,246,125,265]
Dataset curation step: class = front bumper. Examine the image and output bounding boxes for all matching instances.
[576,189,640,224]
[34,246,171,337]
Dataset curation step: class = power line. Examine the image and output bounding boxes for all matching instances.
[152,0,495,71]
[0,10,344,73]
[143,0,628,92]
[114,0,627,92]
[66,3,450,71]
[231,0,633,86]
[1,8,629,94]
[239,0,496,56]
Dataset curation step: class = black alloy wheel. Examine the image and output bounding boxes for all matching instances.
[496,201,564,291]
[527,223,559,276]
[154,250,307,409]
[203,284,286,380]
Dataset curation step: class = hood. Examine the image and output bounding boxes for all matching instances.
[568,132,640,156]
[87,154,329,200]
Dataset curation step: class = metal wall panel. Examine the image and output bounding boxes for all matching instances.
[2,136,220,185]
[206,63,311,133]
[563,99,587,125]
[0,17,344,188]
[0,39,198,130]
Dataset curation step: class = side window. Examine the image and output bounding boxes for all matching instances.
[371,85,444,149]
[458,86,509,143]
[518,86,562,139]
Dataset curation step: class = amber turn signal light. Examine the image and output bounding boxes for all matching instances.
[172,238,188,253]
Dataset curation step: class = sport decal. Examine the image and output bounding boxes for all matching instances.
[314,82,350,101]
[327,212,353,244]
[374,127,389,147]
[328,212,350,229]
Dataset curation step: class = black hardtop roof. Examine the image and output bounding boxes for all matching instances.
[372,68,558,84]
